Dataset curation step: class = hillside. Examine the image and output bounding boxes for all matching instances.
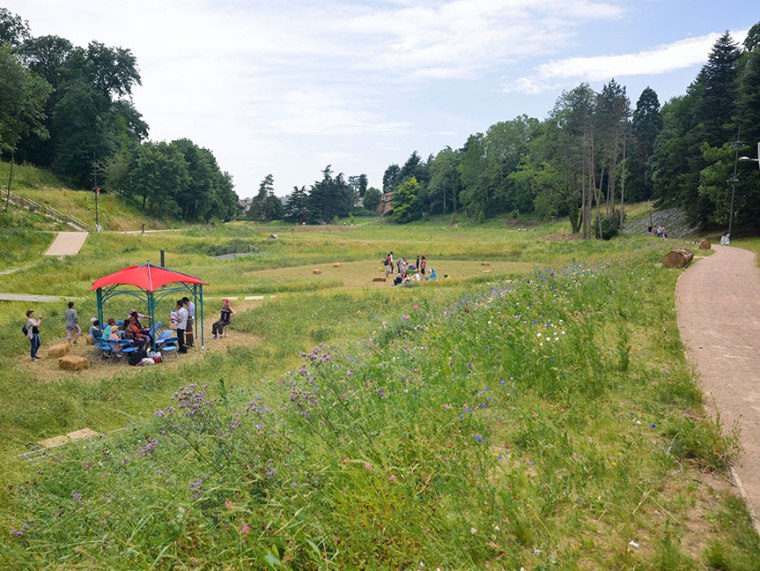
[0,161,172,232]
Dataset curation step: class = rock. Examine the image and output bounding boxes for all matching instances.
[373,277,387,282]
[48,343,71,358]
[333,263,343,267]
[313,269,322,274]
[59,355,89,371]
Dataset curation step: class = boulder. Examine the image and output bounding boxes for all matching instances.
[48,343,71,358]
[59,355,89,371]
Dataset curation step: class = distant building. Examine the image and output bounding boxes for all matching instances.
[378,192,394,216]
[238,197,253,213]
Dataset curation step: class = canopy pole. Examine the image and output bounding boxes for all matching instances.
[198,284,205,349]
[149,291,156,352]
[96,289,103,338]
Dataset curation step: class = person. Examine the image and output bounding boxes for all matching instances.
[89,318,101,341]
[64,301,81,344]
[124,318,150,351]
[212,298,235,338]
[384,252,392,278]
[26,309,42,362]
[420,256,427,275]
[389,251,394,273]
[416,255,420,270]
[182,297,195,348]
[102,318,116,340]
[173,300,188,353]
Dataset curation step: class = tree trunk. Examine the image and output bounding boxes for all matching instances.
[620,131,627,228]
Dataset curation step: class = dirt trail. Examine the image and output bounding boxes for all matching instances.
[676,245,760,534]
[44,231,88,256]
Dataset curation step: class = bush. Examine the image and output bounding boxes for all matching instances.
[592,210,625,240]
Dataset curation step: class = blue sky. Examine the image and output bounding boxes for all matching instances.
[5,0,759,198]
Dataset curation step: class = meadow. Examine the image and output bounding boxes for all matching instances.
[0,213,758,569]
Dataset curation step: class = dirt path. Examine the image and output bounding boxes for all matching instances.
[44,231,88,256]
[676,245,760,534]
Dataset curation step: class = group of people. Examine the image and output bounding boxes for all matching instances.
[384,252,428,285]
[647,226,667,238]
[24,297,237,363]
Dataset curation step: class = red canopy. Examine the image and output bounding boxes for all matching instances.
[89,263,207,292]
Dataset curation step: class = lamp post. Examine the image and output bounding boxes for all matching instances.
[725,130,743,244]
[93,156,101,232]
[739,142,760,170]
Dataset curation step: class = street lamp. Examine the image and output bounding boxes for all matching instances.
[725,130,743,244]
[739,142,760,170]
[93,156,101,232]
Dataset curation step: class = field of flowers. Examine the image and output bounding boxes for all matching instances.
[2,245,757,570]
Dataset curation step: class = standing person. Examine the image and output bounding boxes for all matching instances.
[385,252,392,278]
[420,256,427,275]
[212,298,236,338]
[64,301,81,344]
[26,309,42,362]
[173,300,188,354]
[389,251,394,274]
[416,255,420,270]
[182,297,195,348]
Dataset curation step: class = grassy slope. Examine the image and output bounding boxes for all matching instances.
[0,160,171,232]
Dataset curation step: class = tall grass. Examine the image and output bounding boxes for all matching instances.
[1,245,754,569]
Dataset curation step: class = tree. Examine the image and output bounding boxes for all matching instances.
[428,147,461,214]
[382,163,401,193]
[627,87,662,202]
[284,186,309,222]
[392,177,422,223]
[250,174,275,220]
[0,8,30,51]
[362,187,382,213]
[0,45,51,210]
[308,165,353,223]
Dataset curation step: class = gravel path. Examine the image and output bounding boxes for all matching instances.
[676,245,760,534]
[44,231,88,256]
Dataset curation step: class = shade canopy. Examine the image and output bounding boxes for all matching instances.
[89,263,207,292]
[89,262,207,350]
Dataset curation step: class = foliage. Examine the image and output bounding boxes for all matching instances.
[392,176,422,223]
[592,209,625,240]
[362,186,382,213]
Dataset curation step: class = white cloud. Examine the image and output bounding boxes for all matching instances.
[506,29,750,93]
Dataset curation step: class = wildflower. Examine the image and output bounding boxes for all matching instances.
[364,462,373,471]
[240,523,251,535]
[389,474,396,482]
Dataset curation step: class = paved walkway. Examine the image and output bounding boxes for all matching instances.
[45,231,88,256]
[676,245,760,534]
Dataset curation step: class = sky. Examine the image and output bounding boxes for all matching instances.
[4,1,759,198]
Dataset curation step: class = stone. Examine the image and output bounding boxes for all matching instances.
[48,343,71,358]
[59,355,89,371]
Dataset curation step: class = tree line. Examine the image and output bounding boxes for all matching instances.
[380,22,760,237]
[0,8,238,222]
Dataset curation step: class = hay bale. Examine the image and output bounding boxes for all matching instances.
[481,262,491,266]
[662,248,694,268]
[59,355,89,371]
[373,277,387,282]
[333,263,343,268]
[312,269,322,275]
[47,343,71,358]
[699,239,711,250]
[85,335,94,345]
[482,269,493,274]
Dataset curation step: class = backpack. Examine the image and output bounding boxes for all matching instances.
[384,258,388,266]
[22,325,28,336]
[129,349,147,366]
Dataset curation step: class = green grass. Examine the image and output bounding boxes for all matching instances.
[1,221,757,569]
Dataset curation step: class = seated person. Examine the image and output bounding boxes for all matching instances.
[124,320,150,351]
[102,318,116,340]
[89,318,101,341]
[127,311,152,336]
